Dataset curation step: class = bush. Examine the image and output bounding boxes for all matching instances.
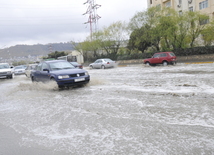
[173,46,214,56]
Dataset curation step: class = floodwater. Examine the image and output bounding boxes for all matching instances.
[0,63,214,155]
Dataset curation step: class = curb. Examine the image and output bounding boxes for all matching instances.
[185,62,214,64]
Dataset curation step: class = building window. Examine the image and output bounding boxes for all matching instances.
[199,0,208,10]
[179,0,182,5]
[150,0,152,4]
[189,6,193,12]
[165,1,171,7]
[200,19,209,25]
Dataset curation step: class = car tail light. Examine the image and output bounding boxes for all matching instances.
[107,62,110,64]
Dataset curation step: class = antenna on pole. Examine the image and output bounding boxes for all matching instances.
[83,0,101,40]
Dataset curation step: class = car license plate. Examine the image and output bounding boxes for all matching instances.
[75,78,85,82]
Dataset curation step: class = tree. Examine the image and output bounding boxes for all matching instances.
[128,6,162,52]
[185,11,209,48]
[98,21,129,58]
[45,51,68,59]
[128,24,152,53]
[201,20,214,46]
[75,21,129,60]
[128,7,210,53]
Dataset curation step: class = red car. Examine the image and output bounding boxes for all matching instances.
[144,52,176,66]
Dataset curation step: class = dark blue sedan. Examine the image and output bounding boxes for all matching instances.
[31,60,90,88]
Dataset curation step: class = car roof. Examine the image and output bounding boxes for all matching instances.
[43,60,67,63]
[155,52,173,54]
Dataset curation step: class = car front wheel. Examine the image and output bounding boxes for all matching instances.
[101,65,105,69]
[8,73,14,79]
[89,65,93,69]
[145,62,150,66]
[50,78,60,90]
[31,76,35,82]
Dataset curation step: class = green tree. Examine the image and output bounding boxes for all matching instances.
[45,51,68,59]
[72,35,101,61]
[75,21,129,60]
[128,7,210,52]
[128,24,152,53]
[185,11,209,47]
[201,20,214,46]
[98,21,128,58]
[128,6,162,52]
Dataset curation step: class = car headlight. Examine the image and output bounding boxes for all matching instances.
[58,75,69,79]
[85,71,89,76]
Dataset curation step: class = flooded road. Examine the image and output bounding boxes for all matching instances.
[0,63,214,154]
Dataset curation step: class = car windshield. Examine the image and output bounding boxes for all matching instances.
[49,61,75,70]
[15,66,24,69]
[0,64,10,69]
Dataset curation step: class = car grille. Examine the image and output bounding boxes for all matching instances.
[0,72,7,75]
[70,73,85,77]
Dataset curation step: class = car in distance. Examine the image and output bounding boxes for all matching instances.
[70,62,83,69]
[31,60,90,88]
[144,52,176,66]
[14,65,26,75]
[25,64,38,78]
[0,63,14,79]
[89,58,116,69]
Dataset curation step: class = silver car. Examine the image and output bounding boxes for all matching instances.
[89,58,116,69]
[0,63,14,79]
[25,64,38,78]
[14,66,26,75]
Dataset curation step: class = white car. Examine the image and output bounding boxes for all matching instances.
[89,58,116,69]
[25,64,37,78]
[14,65,26,75]
[0,63,14,79]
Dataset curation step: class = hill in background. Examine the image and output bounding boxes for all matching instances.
[0,42,74,59]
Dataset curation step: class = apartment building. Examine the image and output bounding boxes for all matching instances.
[147,0,214,19]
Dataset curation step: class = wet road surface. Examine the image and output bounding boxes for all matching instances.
[0,63,214,154]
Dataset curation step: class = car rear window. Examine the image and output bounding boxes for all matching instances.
[169,53,175,56]
[104,59,112,62]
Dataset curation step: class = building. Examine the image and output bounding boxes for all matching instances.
[147,0,214,19]
[57,50,84,64]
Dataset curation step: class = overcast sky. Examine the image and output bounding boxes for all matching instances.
[0,0,147,48]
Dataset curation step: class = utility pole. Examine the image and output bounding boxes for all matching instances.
[83,0,101,40]
[49,44,52,53]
